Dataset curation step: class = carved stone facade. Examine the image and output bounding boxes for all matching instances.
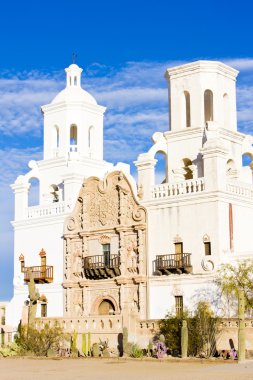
[63,171,147,334]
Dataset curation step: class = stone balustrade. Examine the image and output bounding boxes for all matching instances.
[26,201,72,219]
[226,180,253,198]
[152,178,205,199]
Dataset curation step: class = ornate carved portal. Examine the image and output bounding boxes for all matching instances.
[63,171,147,325]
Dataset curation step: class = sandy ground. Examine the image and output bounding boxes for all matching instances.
[0,358,253,380]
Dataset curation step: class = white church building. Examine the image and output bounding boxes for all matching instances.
[6,60,253,346]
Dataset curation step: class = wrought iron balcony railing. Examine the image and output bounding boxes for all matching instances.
[154,253,192,275]
[84,254,121,279]
[23,266,54,283]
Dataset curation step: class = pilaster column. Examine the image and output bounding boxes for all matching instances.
[134,154,157,200]
[134,225,145,275]
[116,227,127,276]
[201,140,228,192]
[138,283,146,319]
[11,181,30,220]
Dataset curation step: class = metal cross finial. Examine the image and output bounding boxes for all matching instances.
[72,52,77,64]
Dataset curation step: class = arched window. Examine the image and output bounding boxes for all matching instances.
[241,153,253,184]
[182,91,191,128]
[88,126,95,149]
[52,125,59,156]
[154,151,168,184]
[204,90,213,123]
[223,93,230,129]
[28,178,40,207]
[70,125,77,152]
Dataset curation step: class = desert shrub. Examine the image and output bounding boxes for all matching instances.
[159,302,220,357]
[15,324,67,356]
[130,344,143,358]
[0,342,21,357]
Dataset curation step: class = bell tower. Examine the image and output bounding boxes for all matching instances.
[42,63,105,161]
[165,61,238,132]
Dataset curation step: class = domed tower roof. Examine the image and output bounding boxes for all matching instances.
[51,63,97,105]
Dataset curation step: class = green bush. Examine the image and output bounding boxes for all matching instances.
[0,342,21,357]
[15,324,67,356]
[130,344,143,358]
[159,302,220,357]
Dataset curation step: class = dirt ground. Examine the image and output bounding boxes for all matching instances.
[0,358,253,380]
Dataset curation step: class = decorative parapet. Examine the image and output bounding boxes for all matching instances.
[26,201,72,219]
[152,178,205,199]
[35,315,123,334]
[226,180,253,198]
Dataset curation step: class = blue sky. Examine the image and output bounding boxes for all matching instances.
[1,0,253,300]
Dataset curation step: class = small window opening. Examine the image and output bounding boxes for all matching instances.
[70,125,77,151]
[74,76,77,86]
[174,242,183,254]
[204,242,211,256]
[175,296,183,318]
[41,303,47,318]
[102,244,111,266]
[204,90,213,123]
[184,91,191,128]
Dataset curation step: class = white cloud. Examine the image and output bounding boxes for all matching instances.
[0,147,42,186]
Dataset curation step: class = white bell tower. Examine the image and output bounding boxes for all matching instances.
[165,60,238,131]
[7,63,116,329]
[42,63,105,161]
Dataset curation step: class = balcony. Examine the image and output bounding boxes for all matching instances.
[23,266,54,283]
[84,254,121,280]
[154,253,192,275]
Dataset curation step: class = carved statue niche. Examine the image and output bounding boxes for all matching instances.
[72,289,83,317]
[72,241,83,278]
[126,236,138,274]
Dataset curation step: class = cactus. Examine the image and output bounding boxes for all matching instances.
[88,331,91,356]
[70,331,78,357]
[92,343,100,358]
[238,290,246,362]
[181,319,188,358]
[27,270,40,327]
[123,327,128,354]
[147,339,153,357]
[82,333,87,356]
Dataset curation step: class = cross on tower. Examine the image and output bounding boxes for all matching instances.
[72,52,77,64]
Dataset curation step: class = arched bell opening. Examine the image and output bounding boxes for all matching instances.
[98,299,115,315]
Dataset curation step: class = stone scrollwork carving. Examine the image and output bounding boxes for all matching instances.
[66,217,76,231]
[75,171,147,230]
[62,170,147,319]
[99,235,111,245]
[201,258,214,271]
